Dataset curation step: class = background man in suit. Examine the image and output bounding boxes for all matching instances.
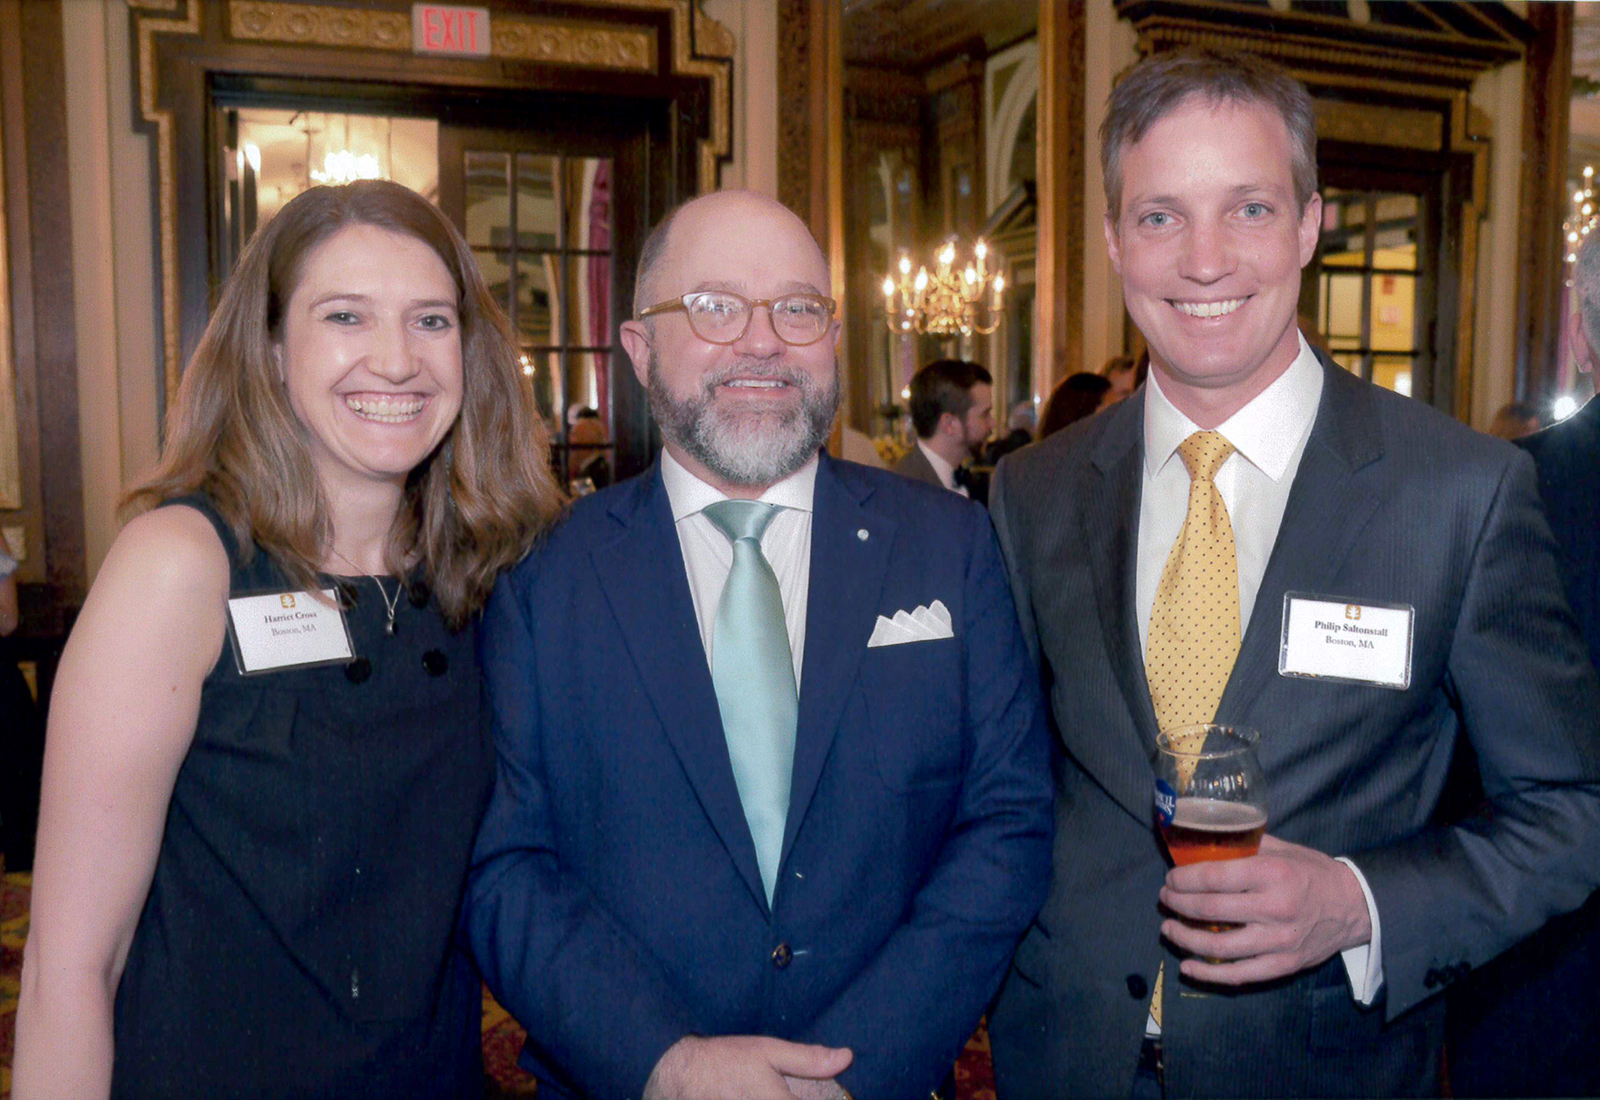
[1447,230,1600,1097]
[893,358,993,500]
[467,190,1052,1100]
[985,50,1600,1098]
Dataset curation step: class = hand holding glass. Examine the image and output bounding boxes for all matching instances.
[1154,724,1267,934]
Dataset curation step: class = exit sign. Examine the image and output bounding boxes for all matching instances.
[413,4,490,56]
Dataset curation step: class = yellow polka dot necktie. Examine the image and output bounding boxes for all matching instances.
[1146,430,1241,1029]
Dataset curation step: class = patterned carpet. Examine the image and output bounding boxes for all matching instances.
[1,874,25,1099]
[0,872,995,1099]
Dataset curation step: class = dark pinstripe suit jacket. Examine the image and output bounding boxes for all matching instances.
[985,357,1600,1098]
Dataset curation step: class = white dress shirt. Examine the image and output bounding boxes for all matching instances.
[660,449,815,687]
[917,438,969,497]
[1136,334,1383,1019]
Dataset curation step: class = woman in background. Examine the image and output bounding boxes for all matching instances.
[15,180,563,1099]
[1037,371,1113,440]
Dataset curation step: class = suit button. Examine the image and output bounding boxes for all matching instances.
[422,649,449,676]
[1126,974,1148,1000]
[345,657,372,684]
[771,943,792,969]
[1424,968,1440,989]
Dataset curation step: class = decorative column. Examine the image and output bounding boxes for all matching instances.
[1517,1,1573,404]
[1035,0,1086,400]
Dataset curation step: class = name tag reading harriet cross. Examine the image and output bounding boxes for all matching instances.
[225,589,355,675]
[1279,592,1414,690]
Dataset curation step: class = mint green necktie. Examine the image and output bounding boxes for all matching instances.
[702,499,798,904]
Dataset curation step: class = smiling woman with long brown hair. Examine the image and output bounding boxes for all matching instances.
[14,179,563,1100]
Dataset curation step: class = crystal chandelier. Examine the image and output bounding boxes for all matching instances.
[881,238,1005,337]
[310,149,384,185]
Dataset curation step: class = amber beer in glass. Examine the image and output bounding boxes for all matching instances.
[1155,724,1267,876]
[1163,797,1267,866]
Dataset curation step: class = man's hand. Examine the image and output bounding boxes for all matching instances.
[1158,834,1372,985]
[643,1035,853,1100]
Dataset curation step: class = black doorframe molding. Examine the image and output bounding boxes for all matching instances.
[128,0,734,411]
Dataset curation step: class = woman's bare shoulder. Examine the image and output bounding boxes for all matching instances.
[103,504,231,598]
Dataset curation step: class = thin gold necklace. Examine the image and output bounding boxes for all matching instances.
[330,547,400,636]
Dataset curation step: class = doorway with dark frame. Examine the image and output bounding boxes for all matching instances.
[214,84,665,484]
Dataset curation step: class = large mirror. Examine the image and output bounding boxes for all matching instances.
[841,2,1041,457]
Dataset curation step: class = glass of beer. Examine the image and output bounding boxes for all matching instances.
[1154,724,1267,935]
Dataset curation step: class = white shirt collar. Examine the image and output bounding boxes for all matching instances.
[1143,332,1324,483]
[916,438,958,490]
[660,448,820,523]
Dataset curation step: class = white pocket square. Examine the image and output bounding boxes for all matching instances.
[868,600,954,647]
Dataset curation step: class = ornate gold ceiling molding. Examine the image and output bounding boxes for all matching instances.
[226,0,730,184]
[1119,0,1528,86]
[695,6,733,59]
[492,17,654,72]
[230,1,408,49]
[228,2,656,73]
[1139,24,1492,87]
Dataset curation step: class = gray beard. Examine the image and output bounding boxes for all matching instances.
[647,350,839,487]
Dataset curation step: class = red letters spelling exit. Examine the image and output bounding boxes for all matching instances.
[412,4,491,57]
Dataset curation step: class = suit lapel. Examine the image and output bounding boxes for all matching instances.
[1078,396,1163,821]
[590,465,769,913]
[1079,361,1385,816]
[1217,357,1386,724]
[782,455,895,863]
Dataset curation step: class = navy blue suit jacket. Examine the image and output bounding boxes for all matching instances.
[467,453,1053,1100]
[1448,393,1600,1096]
[1519,394,1600,662]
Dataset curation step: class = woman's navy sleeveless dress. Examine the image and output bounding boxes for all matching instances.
[110,496,492,1099]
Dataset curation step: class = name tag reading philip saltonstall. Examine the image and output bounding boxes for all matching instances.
[225,589,355,675]
[1278,592,1414,690]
